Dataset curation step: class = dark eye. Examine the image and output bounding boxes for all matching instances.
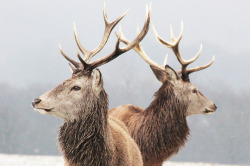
[192,89,198,93]
[71,86,81,91]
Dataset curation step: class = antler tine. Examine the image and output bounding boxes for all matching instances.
[89,4,151,70]
[115,23,164,71]
[135,23,165,70]
[187,43,202,65]
[186,56,215,75]
[68,63,76,73]
[153,21,214,81]
[73,23,88,58]
[74,3,128,63]
[163,54,168,67]
[166,22,202,66]
[152,22,186,65]
[77,49,88,69]
[59,44,80,68]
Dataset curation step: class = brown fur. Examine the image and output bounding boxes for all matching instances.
[109,81,190,166]
[57,79,143,166]
[33,72,143,166]
[32,5,152,163]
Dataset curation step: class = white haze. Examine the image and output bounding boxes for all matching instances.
[0,0,249,165]
[0,0,249,91]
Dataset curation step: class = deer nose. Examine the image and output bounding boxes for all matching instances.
[214,104,217,110]
[32,98,41,107]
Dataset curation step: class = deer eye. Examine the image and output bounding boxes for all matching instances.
[71,86,81,91]
[192,89,198,93]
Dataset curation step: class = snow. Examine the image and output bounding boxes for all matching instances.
[0,154,238,166]
[0,154,63,166]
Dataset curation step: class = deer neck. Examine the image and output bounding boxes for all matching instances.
[138,81,190,162]
[145,82,188,125]
[58,90,114,166]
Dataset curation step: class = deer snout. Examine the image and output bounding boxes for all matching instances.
[213,104,217,110]
[32,98,41,108]
[210,104,217,111]
[204,103,217,114]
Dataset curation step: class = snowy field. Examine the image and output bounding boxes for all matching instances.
[0,154,242,166]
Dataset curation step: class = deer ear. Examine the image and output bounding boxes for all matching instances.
[165,65,179,82]
[150,65,167,83]
[91,69,103,97]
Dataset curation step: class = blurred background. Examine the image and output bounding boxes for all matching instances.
[0,0,249,165]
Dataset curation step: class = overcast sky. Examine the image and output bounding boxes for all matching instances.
[0,0,249,91]
[0,1,249,164]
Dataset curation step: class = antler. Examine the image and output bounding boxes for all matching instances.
[116,22,166,72]
[59,4,151,75]
[152,21,214,82]
[74,3,128,63]
[89,4,151,70]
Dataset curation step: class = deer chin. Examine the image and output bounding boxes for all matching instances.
[204,107,216,115]
[35,108,54,114]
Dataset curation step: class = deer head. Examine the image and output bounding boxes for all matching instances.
[118,21,216,116]
[32,5,151,121]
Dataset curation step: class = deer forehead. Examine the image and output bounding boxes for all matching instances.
[63,76,89,86]
[48,76,89,94]
[176,80,198,91]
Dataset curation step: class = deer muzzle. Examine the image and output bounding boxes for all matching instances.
[204,104,217,114]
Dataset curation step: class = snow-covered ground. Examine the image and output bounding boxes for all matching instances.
[0,154,63,166]
[0,154,240,166]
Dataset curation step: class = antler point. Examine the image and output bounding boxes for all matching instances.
[124,9,129,15]
[212,56,215,61]
[104,1,106,9]
[163,54,168,66]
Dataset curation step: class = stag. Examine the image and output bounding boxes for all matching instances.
[32,5,151,166]
[109,22,217,166]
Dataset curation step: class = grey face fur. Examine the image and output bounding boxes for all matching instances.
[151,65,217,116]
[33,69,103,121]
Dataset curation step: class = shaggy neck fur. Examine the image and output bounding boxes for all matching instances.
[58,88,114,166]
[132,81,190,164]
